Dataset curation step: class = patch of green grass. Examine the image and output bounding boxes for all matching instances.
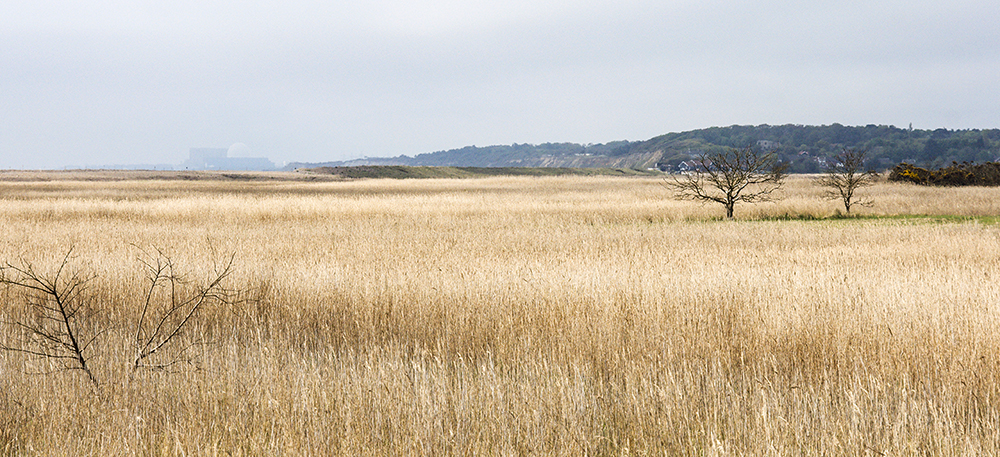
[757,213,1000,225]
[868,214,1000,225]
[304,166,659,179]
[759,213,830,221]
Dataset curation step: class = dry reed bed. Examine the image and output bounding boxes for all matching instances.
[1,176,999,455]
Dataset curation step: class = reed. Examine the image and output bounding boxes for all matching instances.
[1,174,999,455]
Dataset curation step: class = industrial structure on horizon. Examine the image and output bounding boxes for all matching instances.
[182,144,276,171]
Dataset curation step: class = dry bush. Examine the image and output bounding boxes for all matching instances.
[0,175,999,454]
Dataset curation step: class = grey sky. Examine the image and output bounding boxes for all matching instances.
[2,0,998,169]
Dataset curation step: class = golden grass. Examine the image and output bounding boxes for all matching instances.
[1,174,1000,455]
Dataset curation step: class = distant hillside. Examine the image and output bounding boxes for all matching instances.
[635,124,1000,173]
[286,124,1000,173]
[284,141,656,170]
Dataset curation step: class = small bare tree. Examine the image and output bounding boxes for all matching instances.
[819,147,877,215]
[131,247,235,372]
[0,246,239,390]
[669,145,788,219]
[0,249,102,388]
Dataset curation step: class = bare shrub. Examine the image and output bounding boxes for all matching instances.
[0,246,239,390]
[0,249,102,387]
[819,147,877,214]
[131,246,236,372]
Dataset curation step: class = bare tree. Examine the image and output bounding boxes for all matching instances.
[669,145,788,219]
[0,249,102,388]
[131,247,235,372]
[818,147,877,215]
[0,246,240,390]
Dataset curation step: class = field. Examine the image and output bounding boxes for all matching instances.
[1,172,1000,455]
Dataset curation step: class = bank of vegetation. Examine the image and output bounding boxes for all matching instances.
[889,161,1000,186]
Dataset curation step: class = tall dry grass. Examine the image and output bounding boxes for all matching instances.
[1,174,1000,455]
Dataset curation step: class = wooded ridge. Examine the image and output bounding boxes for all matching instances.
[285,124,1000,174]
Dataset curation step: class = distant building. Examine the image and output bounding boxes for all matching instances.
[677,159,712,173]
[757,140,781,150]
[182,145,276,171]
[185,148,228,168]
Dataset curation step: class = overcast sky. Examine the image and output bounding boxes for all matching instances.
[2,0,998,168]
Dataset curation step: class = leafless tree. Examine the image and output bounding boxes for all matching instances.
[668,145,788,219]
[131,247,236,372]
[818,147,877,215]
[0,249,102,388]
[0,246,240,390]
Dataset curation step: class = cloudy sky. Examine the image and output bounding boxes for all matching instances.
[2,0,998,169]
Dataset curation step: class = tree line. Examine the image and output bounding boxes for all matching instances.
[285,124,1000,173]
[642,124,1000,173]
[406,124,1000,173]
